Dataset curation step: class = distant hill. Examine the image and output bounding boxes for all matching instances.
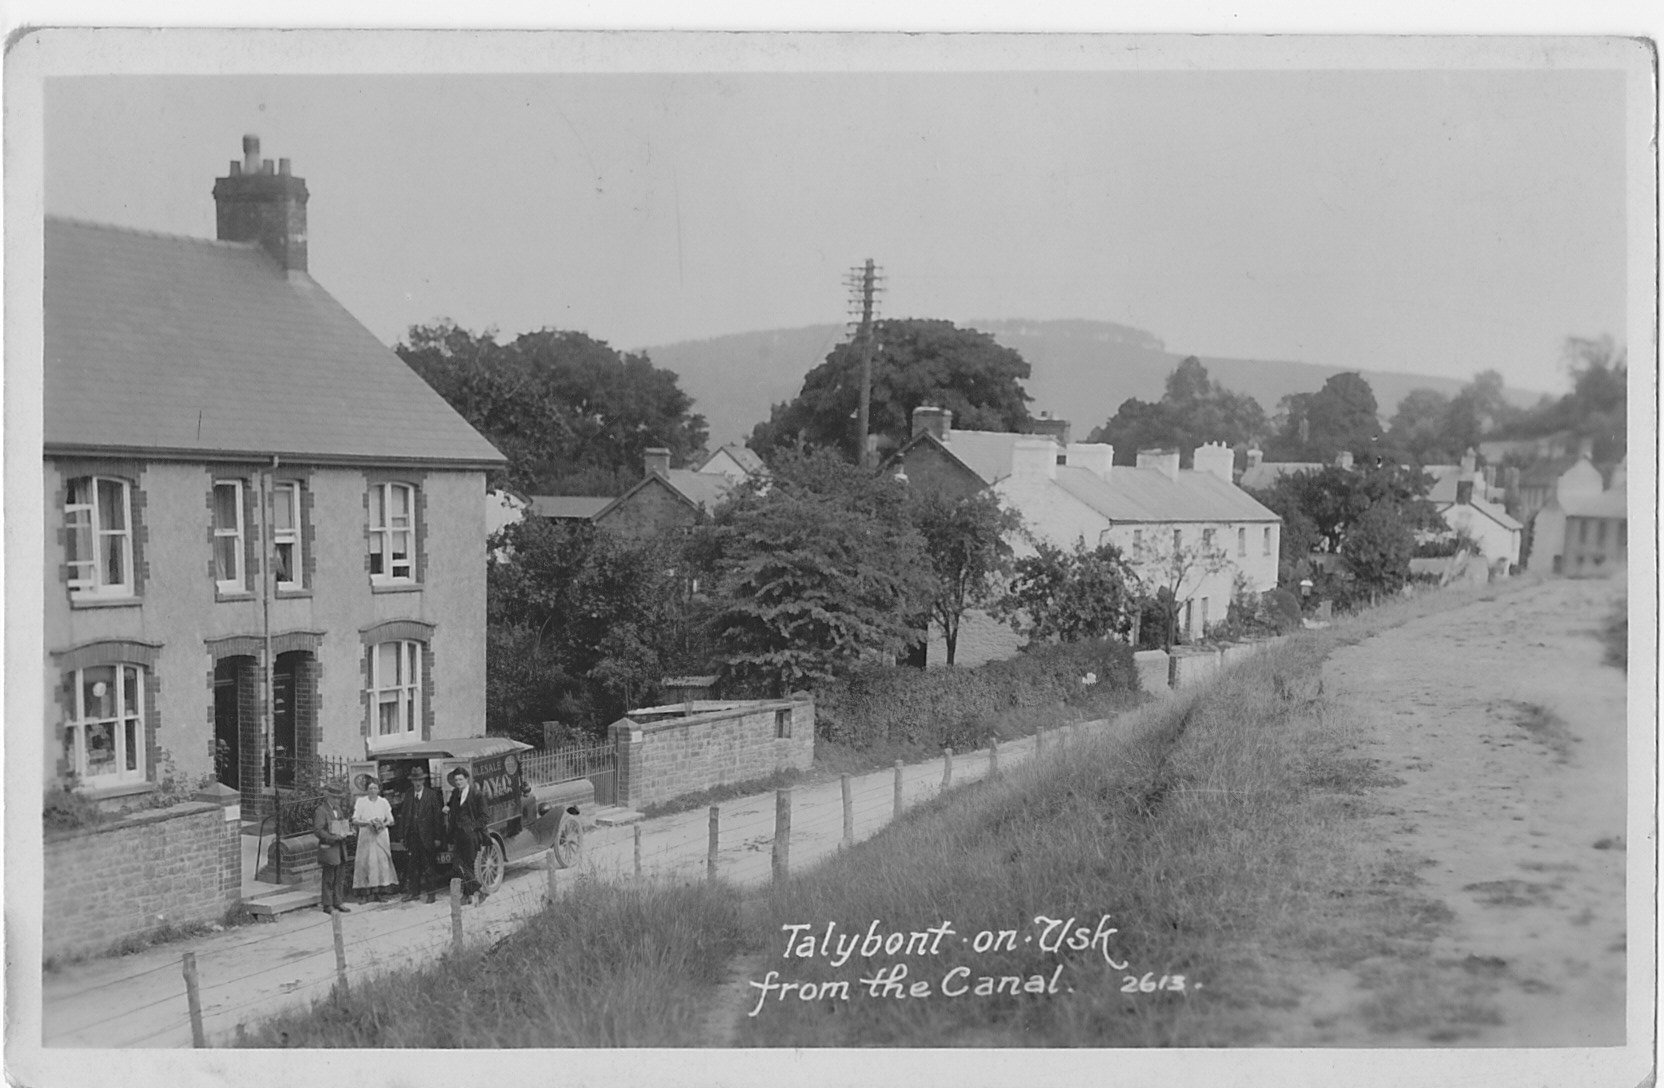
[639,319,1546,450]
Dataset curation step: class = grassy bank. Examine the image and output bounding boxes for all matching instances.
[240,877,743,1047]
[732,585,1512,1046]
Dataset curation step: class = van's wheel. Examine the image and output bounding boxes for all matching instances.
[475,836,506,895]
[552,813,583,869]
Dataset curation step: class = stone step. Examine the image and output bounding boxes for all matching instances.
[588,806,644,827]
[244,885,320,918]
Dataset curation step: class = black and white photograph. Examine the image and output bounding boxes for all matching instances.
[4,14,1656,1088]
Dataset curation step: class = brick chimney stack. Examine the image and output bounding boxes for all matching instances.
[911,406,952,442]
[213,134,309,273]
[1031,411,1071,447]
[644,448,672,478]
[1136,448,1180,482]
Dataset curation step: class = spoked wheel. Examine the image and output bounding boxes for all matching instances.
[475,836,506,895]
[552,812,583,869]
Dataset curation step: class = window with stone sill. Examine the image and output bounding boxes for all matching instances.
[369,481,417,585]
[369,639,423,742]
[65,476,134,599]
[63,663,147,787]
[273,480,305,591]
[212,478,247,592]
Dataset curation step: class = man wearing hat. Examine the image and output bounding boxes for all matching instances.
[399,764,445,904]
[313,781,353,914]
[444,767,490,904]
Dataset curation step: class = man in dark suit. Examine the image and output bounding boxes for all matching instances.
[312,781,352,914]
[399,765,445,903]
[445,767,490,904]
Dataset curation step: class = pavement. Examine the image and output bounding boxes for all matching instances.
[39,720,1112,1048]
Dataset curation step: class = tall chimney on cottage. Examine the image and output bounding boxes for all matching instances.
[1192,441,1235,484]
[1136,448,1180,482]
[643,448,672,478]
[911,406,952,442]
[1031,411,1071,448]
[1246,445,1264,471]
[213,134,309,273]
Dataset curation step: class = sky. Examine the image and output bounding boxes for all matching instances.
[35,37,1639,399]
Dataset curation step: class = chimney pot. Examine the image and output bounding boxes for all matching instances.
[644,447,672,478]
[911,406,951,442]
[279,158,291,176]
[262,159,275,175]
[242,134,260,173]
[228,161,242,176]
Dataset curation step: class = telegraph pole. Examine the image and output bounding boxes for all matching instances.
[845,259,883,468]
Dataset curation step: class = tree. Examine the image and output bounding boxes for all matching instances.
[486,517,684,739]
[1340,503,1416,602]
[1126,532,1232,650]
[1086,356,1267,465]
[749,319,1033,462]
[1385,387,1455,464]
[997,538,1137,644]
[908,490,1022,665]
[1266,371,1381,463]
[399,320,709,495]
[698,447,934,695]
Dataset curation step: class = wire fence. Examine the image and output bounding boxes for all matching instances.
[43,720,1108,1049]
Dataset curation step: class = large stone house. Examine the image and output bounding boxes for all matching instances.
[44,137,504,811]
[893,408,1282,666]
[1528,456,1627,575]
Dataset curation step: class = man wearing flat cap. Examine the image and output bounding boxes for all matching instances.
[313,780,353,913]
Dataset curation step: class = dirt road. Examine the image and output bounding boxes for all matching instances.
[1272,576,1637,1046]
[38,724,1088,1047]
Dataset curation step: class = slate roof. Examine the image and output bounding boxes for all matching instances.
[662,468,740,510]
[529,495,611,520]
[941,430,1030,484]
[1053,465,1281,523]
[701,444,766,476]
[1561,486,1627,520]
[1436,496,1524,532]
[45,218,504,467]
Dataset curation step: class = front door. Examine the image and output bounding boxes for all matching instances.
[272,654,298,786]
[213,659,242,789]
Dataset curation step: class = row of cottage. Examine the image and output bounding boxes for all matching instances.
[41,135,1626,809]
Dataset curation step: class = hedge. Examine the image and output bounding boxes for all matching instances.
[813,640,1138,750]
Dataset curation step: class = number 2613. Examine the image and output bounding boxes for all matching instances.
[1121,972,1187,993]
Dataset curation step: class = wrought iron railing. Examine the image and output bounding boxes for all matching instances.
[519,742,613,786]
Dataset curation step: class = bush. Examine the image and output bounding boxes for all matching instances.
[814,639,1137,749]
[43,781,107,833]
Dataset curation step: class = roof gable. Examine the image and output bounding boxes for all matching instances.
[45,218,503,467]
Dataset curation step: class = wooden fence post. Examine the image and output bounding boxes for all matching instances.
[942,747,954,789]
[633,824,643,880]
[707,805,720,882]
[772,787,793,883]
[450,878,464,956]
[546,848,559,904]
[893,760,904,819]
[331,909,350,996]
[840,774,853,847]
[181,952,206,1048]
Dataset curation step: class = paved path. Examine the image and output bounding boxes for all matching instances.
[39,722,1109,1048]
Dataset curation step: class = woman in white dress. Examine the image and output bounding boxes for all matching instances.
[351,777,398,902]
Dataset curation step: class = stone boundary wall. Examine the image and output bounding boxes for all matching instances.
[1140,635,1290,694]
[609,697,815,809]
[43,785,241,961]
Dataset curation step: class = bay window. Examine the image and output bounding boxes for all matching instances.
[64,663,147,786]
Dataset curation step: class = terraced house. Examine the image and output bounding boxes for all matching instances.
[44,137,504,812]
